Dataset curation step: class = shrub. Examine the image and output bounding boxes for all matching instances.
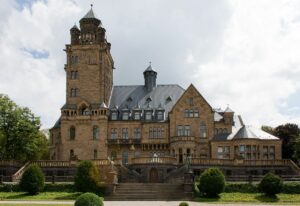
[224,183,258,193]
[74,192,103,206]
[43,183,75,192]
[179,202,189,206]
[19,165,45,195]
[259,172,283,196]
[282,182,300,194]
[74,160,102,193]
[198,168,225,197]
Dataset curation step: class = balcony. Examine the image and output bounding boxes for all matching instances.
[107,138,141,145]
[170,136,196,143]
[131,156,177,165]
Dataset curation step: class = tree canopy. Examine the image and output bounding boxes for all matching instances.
[262,123,300,161]
[0,94,49,162]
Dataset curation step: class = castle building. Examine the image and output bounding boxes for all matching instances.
[49,7,282,167]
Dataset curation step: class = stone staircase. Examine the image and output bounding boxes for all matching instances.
[105,183,192,201]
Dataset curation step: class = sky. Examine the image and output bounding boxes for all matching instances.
[0,0,300,129]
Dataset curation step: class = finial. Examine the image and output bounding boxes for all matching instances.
[149,61,152,66]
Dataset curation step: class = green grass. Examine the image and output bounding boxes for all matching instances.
[195,192,300,204]
[0,205,70,206]
[0,192,81,201]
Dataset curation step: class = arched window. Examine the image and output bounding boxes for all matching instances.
[69,126,75,140]
[92,126,99,140]
[70,149,74,159]
[200,122,207,138]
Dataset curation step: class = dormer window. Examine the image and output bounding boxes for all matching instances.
[122,111,129,120]
[145,111,152,120]
[127,97,133,102]
[134,112,141,120]
[111,112,118,120]
[156,110,165,121]
[166,96,172,102]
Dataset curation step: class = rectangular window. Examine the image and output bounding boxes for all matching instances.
[122,128,128,139]
[184,109,189,118]
[111,128,117,139]
[194,110,199,117]
[134,128,141,139]
[145,111,152,120]
[161,127,165,138]
[184,125,191,136]
[134,112,140,120]
[239,145,245,152]
[189,110,194,118]
[153,127,157,138]
[177,125,183,136]
[111,112,118,120]
[122,112,129,120]
[157,111,164,120]
[217,147,223,153]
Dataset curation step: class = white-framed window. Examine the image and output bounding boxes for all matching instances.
[134,128,141,139]
[122,128,128,139]
[184,125,191,136]
[122,112,129,120]
[134,112,141,120]
[177,125,184,136]
[145,111,152,120]
[157,111,164,120]
[111,128,117,139]
[111,112,118,120]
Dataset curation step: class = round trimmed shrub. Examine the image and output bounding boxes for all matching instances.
[74,160,101,193]
[19,164,45,195]
[259,172,283,196]
[179,202,189,206]
[198,168,225,197]
[75,192,103,206]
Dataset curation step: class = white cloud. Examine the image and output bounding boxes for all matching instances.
[192,0,300,127]
[0,0,299,128]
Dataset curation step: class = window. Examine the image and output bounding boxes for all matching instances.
[200,122,207,138]
[184,109,189,118]
[134,128,141,139]
[177,125,184,136]
[70,149,74,158]
[122,112,129,120]
[94,149,98,159]
[111,128,117,139]
[157,111,164,120]
[239,145,245,152]
[194,110,199,117]
[92,126,99,140]
[122,128,128,139]
[70,88,79,97]
[122,151,129,165]
[110,151,117,160]
[218,147,223,153]
[69,126,75,140]
[70,71,78,79]
[153,127,157,138]
[145,111,152,120]
[111,112,118,120]
[188,97,193,106]
[134,112,141,120]
[184,109,199,118]
[184,125,191,136]
[269,146,275,153]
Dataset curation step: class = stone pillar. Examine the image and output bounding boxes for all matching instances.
[183,171,194,195]
[105,170,118,194]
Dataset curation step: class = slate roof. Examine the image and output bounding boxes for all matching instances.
[213,115,279,141]
[109,84,185,115]
[82,8,96,19]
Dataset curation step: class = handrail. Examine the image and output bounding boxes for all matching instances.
[12,162,31,182]
[131,156,177,164]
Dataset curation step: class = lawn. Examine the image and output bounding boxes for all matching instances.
[196,192,300,204]
[0,205,70,206]
[0,192,81,201]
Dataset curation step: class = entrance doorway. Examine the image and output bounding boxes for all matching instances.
[149,168,158,183]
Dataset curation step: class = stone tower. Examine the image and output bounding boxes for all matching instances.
[66,6,114,106]
[55,7,113,160]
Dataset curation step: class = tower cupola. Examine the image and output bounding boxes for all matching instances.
[70,24,80,45]
[143,63,157,92]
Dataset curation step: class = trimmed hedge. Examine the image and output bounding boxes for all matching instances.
[19,165,45,195]
[179,202,189,206]
[259,173,283,196]
[198,168,225,197]
[224,183,258,193]
[74,160,103,194]
[75,192,103,206]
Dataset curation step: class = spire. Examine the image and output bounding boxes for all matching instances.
[82,4,97,19]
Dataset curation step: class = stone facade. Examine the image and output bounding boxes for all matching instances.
[49,8,282,166]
